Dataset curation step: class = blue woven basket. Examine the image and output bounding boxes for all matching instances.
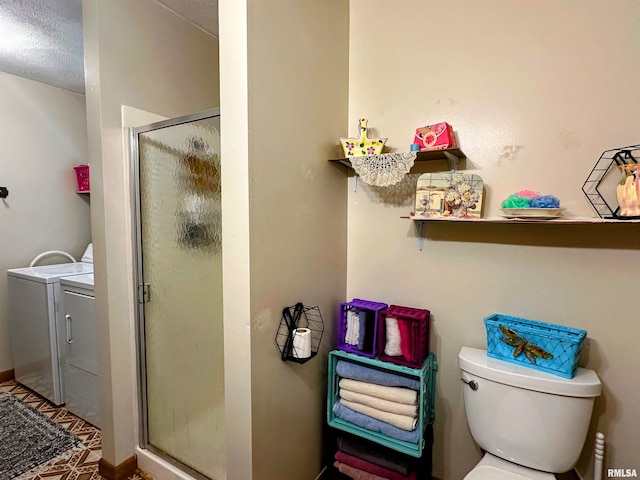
[484,314,587,379]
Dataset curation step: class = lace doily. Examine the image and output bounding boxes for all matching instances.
[350,152,417,187]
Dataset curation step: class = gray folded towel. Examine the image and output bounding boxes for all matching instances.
[336,360,421,390]
[358,311,367,350]
[337,434,414,475]
[333,401,420,443]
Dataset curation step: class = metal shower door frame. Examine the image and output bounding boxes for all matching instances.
[129,107,220,480]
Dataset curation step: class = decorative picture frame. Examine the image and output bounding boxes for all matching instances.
[414,172,484,218]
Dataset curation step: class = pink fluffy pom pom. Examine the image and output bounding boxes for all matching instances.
[515,189,540,199]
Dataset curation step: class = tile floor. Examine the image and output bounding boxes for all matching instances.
[0,380,150,480]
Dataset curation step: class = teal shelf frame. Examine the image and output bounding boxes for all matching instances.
[327,350,437,458]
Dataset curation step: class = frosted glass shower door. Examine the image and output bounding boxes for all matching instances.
[132,110,224,480]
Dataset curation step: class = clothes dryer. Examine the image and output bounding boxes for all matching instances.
[58,273,99,426]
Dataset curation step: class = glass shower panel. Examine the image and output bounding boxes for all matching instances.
[137,114,224,479]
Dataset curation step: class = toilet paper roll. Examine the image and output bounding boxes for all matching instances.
[292,328,312,359]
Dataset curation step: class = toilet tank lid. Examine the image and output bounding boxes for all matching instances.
[459,347,601,397]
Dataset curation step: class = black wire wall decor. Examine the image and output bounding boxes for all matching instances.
[275,303,324,364]
[582,144,639,219]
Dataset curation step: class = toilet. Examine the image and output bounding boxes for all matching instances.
[458,346,602,479]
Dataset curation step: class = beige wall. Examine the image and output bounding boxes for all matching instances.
[245,1,350,479]
[348,1,640,479]
[82,0,219,466]
[0,72,90,372]
[80,0,640,478]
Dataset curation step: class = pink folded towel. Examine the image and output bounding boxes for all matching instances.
[334,461,387,480]
[336,451,418,480]
[397,319,415,362]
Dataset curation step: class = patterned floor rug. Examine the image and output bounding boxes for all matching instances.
[0,393,81,480]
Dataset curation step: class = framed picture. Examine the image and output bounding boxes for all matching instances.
[414,172,484,218]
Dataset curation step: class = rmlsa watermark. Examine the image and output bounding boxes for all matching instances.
[608,469,638,478]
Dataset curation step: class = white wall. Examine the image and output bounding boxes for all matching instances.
[348,1,640,479]
[218,1,253,478]
[0,72,90,373]
[82,0,219,466]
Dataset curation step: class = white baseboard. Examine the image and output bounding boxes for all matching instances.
[136,447,197,480]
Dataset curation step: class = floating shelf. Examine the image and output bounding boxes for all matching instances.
[329,148,466,172]
[405,214,640,225]
[76,191,90,194]
[404,214,640,250]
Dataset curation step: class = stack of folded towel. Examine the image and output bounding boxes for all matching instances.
[384,316,420,363]
[339,379,418,431]
[333,433,419,480]
[332,360,421,447]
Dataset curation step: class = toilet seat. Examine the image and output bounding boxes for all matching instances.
[465,465,532,480]
[464,454,555,480]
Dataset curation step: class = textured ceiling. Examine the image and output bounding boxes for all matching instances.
[0,0,218,95]
[0,0,85,93]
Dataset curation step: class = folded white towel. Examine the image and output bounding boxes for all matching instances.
[340,388,418,417]
[340,399,418,431]
[345,311,360,345]
[339,378,418,405]
[384,316,403,356]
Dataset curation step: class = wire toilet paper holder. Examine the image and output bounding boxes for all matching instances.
[275,302,324,364]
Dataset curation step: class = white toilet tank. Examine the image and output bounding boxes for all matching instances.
[459,347,601,473]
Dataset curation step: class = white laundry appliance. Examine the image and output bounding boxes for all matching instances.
[58,273,99,427]
[7,245,94,405]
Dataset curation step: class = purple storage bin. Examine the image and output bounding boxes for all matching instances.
[337,299,388,358]
[377,305,431,368]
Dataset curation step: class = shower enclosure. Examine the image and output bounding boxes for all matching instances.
[131,109,224,480]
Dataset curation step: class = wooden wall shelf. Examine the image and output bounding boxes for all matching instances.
[404,215,640,250]
[329,148,466,171]
[405,214,640,225]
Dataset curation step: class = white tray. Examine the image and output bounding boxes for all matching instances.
[501,208,564,219]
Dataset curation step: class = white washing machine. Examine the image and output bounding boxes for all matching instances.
[58,273,99,427]
[7,245,94,405]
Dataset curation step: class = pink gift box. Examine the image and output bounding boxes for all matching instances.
[413,122,457,151]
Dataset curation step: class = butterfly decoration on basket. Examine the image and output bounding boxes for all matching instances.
[499,324,553,365]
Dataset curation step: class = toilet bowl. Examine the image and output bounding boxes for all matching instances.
[459,347,601,479]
